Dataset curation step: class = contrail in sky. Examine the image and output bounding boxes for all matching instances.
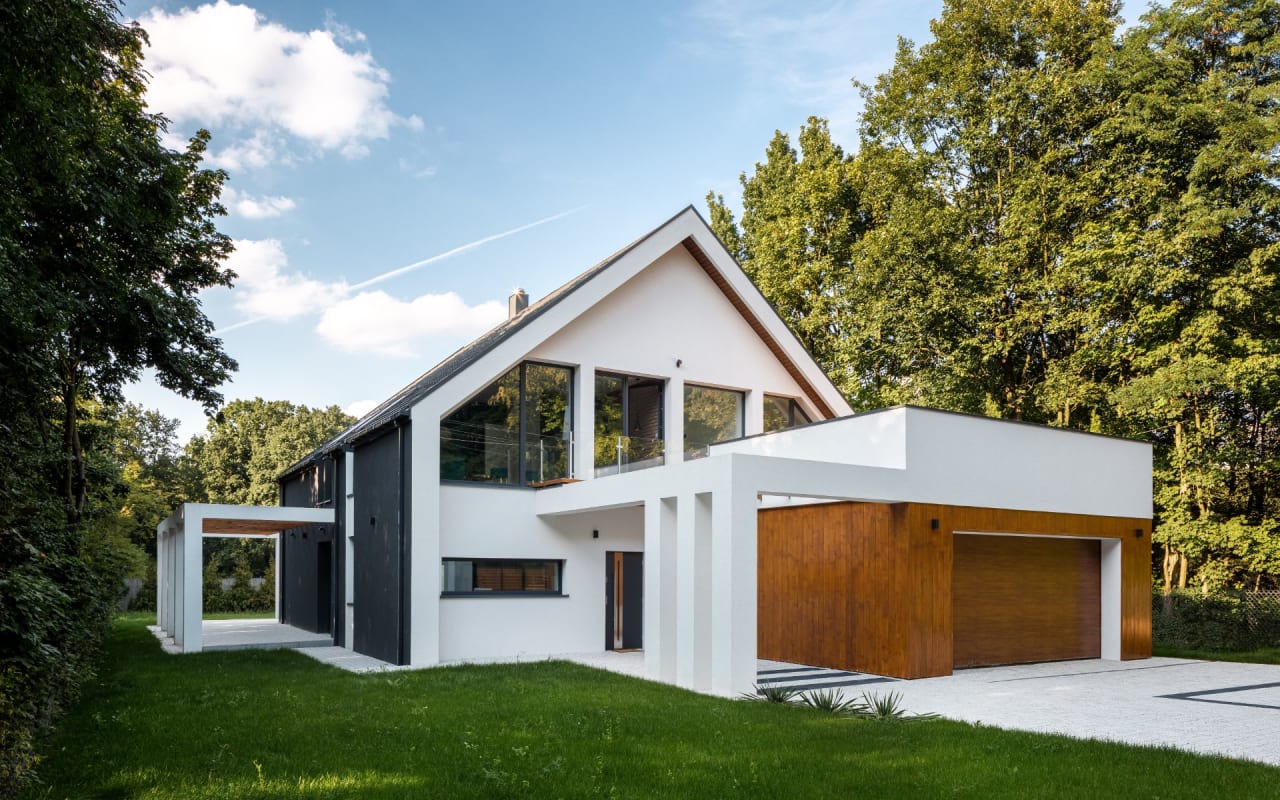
[215,205,586,334]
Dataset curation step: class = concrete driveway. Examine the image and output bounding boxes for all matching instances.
[883,657,1280,766]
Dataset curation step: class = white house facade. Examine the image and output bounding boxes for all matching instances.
[156,206,1154,697]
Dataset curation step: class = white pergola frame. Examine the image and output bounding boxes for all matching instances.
[155,503,335,653]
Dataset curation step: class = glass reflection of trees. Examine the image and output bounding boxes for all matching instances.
[684,384,744,459]
[440,362,572,484]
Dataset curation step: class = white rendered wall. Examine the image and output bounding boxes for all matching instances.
[712,407,908,469]
[528,245,820,452]
[436,484,643,662]
[713,407,1151,519]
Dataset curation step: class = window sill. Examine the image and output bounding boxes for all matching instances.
[440,592,569,599]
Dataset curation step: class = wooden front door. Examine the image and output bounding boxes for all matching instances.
[605,551,643,650]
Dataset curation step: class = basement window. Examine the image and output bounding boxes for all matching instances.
[441,558,564,596]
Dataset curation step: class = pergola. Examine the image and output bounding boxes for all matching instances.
[155,503,334,653]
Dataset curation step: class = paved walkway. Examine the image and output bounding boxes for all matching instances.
[149,619,332,654]
[877,657,1280,767]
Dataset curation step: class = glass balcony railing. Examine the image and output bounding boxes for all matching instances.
[594,434,666,477]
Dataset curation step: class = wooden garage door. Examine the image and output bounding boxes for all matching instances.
[952,534,1100,668]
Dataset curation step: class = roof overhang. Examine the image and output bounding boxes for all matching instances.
[160,503,335,537]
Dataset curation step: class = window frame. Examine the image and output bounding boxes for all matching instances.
[594,369,666,476]
[438,360,574,486]
[439,557,567,597]
[763,393,813,432]
[683,382,746,459]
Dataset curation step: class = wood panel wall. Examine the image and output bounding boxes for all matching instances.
[757,502,1152,679]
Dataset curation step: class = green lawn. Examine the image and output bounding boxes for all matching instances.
[1154,643,1280,665]
[202,611,276,621]
[26,615,1280,799]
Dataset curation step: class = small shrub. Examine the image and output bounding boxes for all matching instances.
[800,688,864,715]
[745,683,798,703]
[856,691,940,722]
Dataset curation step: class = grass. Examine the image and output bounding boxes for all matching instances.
[24,615,1280,800]
[202,611,276,621]
[1154,643,1280,665]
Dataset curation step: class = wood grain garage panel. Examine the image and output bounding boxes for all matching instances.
[952,535,1101,667]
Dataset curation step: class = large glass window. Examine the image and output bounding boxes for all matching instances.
[440,362,572,485]
[441,559,563,595]
[684,384,744,459]
[595,372,665,476]
[764,394,813,432]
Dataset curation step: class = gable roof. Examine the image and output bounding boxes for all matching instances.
[280,205,850,479]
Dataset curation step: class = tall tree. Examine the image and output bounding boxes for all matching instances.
[0,1,235,789]
[188,399,354,506]
[707,119,870,399]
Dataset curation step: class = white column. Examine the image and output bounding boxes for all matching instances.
[173,524,185,647]
[155,524,166,633]
[1100,538,1122,660]
[666,376,684,465]
[181,507,204,652]
[575,362,595,480]
[409,405,441,665]
[274,532,283,623]
[744,389,764,437]
[710,476,758,696]
[675,490,712,691]
[643,495,678,683]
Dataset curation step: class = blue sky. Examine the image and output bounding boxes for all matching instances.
[120,0,1143,442]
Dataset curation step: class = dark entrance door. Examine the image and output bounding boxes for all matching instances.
[605,551,643,650]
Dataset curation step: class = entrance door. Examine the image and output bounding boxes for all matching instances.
[605,551,643,650]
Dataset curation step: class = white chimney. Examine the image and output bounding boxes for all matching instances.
[508,288,529,319]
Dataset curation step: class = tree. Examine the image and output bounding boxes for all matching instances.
[711,0,1280,593]
[0,1,236,790]
[707,118,871,400]
[188,399,354,506]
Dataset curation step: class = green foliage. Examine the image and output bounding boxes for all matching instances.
[799,688,864,715]
[0,0,235,791]
[1153,590,1280,651]
[187,398,353,506]
[712,0,1280,595]
[29,617,1280,799]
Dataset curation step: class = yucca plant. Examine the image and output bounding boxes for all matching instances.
[745,682,799,703]
[799,688,865,715]
[856,691,940,722]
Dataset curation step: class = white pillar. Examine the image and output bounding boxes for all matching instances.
[409,405,441,665]
[710,479,758,696]
[643,495,678,683]
[274,532,283,623]
[744,389,764,437]
[575,362,595,480]
[666,376,684,465]
[180,507,204,653]
[155,525,166,633]
[675,490,712,691]
[1100,538,1122,660]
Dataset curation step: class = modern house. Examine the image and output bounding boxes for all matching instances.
[155,206,1153,696]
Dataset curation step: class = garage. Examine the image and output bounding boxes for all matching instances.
[952,534,1101,668]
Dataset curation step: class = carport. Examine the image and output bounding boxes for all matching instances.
[155,503,334,653]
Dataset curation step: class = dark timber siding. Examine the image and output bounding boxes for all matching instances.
[280,457,338,636]
[352,423,411,665]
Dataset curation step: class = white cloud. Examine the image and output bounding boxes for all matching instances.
[222,187,297,219]
[343,399,380,419]
[317,291,506,357]
[226,239,348,321]
[139,1,420,166]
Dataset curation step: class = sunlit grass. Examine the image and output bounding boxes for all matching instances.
[24,615,1279,799]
